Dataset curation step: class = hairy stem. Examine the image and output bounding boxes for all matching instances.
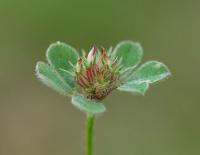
[85,113,95,155]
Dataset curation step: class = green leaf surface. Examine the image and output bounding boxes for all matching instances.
[36,62,72,95]
[119,61,171,94]
[71,95,106,114]
[118,81,149,94]
[113,41,143,69]
[46,42,79,88]
[128,61,171,83]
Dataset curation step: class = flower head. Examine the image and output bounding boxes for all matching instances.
[75,46,121,100]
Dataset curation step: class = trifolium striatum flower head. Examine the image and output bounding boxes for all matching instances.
[74,46,121,100]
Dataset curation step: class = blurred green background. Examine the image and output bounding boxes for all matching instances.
[0,0,200,155]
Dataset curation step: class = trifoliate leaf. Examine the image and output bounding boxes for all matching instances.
[46,42,79,88]
[118,81,149,94]
[36,62,72,95]
[71,95,106,114]
[128,61,171,83]
[113,41,143,69]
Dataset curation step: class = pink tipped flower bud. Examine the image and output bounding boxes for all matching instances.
[87,46,96,63]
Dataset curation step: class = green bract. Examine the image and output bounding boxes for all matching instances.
[35,41,171,114]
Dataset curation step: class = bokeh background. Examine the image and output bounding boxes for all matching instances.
[0,0,200,155]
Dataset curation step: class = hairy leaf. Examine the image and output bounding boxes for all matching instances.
[118,61,171,94]
[118,81,149,94]
[46,42,78,88]
[36,62,72,95]
[72,95,106,114]
[113,41,143,69]
[128,61,171,83]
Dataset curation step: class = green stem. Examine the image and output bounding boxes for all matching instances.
[85,113,95,155]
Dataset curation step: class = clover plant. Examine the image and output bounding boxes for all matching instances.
[35,41,171,155]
